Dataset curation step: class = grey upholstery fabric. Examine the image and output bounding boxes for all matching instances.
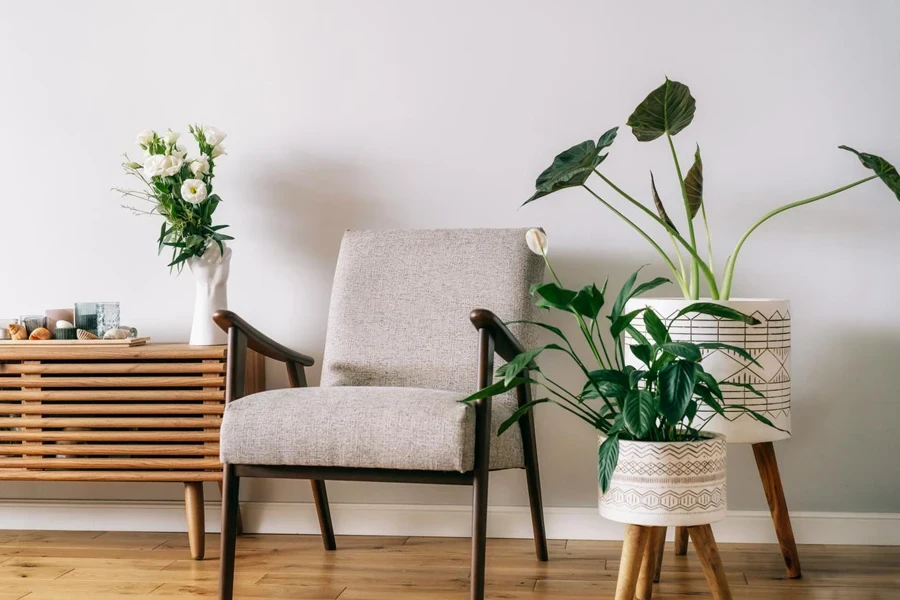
[221,386,527,472]
[222,228,544,472]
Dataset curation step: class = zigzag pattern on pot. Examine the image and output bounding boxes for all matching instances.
[614,458,727,477]
[601,486,726,511]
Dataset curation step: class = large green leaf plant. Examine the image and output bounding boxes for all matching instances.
[462,230,783,492]
[525,78,900,300]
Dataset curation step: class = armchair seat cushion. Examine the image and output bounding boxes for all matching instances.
[220,386,525,472]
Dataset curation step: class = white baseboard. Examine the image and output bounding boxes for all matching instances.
[0,499,896,545]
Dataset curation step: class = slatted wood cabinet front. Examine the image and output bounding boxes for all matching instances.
[0,343,264,558]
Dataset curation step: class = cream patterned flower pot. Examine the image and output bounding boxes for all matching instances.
[598,434,727,527]
[624,298,791,444]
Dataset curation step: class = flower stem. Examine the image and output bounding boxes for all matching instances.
[720,175,877,298]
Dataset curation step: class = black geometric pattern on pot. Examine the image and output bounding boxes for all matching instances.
[601,487,726,511]
[614,458,727,477]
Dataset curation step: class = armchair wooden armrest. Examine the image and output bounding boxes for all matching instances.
[213,310,315,366]
[469,308,526,363]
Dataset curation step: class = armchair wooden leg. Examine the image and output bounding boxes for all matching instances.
[615,524,650,600]
[310,479,337,551]
[217,480,243,535]
[184,482,205,561]
[753,441,802,578]
[688,524,732,600]
[636,526,665,599]
[470,467,490,600]
[519,405,548,561]
[674,526,689,555]
[219,465,240,600]
[653,526,666,583]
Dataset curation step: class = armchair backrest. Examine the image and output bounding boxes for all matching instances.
[320,228,544,393]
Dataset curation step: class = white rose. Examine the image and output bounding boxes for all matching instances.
[210,144,227,158]
[136,130,155,146]
[190,156,210,177]
[162,130,180,146]
[143,154,167,177]
[180,179,208,204]
[161,155,184,177]
[203,126,226,147]
[525,228,548,256]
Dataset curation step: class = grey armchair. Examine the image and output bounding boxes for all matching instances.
[215,228,548,600]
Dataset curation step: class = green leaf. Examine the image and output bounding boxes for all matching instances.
[497,399,550,435]
[685,145,703,218]
[658,361,697,423]
[497,346,546,386]
[660,341,701,362]
[572,284,605,319]
[695,368,723,399]
[531,282,577,313]
[630,276,672,300]
[525,127,619,204]
[723,404,786,433]
[611,267,643,323]
[694,384,725,416]
[610,308,646,339]
[626,78,696,142]
[625,325,650,347]
[674,302,761,325]
[839,146,900,201]
[695,342,762,367]
[598,433,620,494]
[721,381,766,398]
[460,376,533,403]
[630,344,652,366]
[643,310,670,345]
[623,389,654,438]
[628,369,647,388]
[650,171,679,233]
[684,399,698,422]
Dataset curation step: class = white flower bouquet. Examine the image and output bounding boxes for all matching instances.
[116,125,232,271]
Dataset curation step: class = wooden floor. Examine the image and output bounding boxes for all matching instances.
[0,531,896,599]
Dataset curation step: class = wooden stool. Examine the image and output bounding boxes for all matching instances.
[617,523,731,600]
[663,441,802,579]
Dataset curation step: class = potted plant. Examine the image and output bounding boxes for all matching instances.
[463,229,782,525]
[522,78,899,443]
[115,125,233,345]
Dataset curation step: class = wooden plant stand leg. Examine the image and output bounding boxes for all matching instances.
[218,480,244,535]
[636,526,666,599]
[184,482,205,560]
[653,526,666,583]
[615,524,650,600]
[674,526,689,555]
[688,525,732,600]
[753,441,802,578]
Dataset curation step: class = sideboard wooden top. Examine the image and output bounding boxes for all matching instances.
[0,343,228,361]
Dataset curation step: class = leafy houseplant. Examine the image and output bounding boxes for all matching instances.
[463,229,781,498]
[115,125,234,345]
[525,78,900,300]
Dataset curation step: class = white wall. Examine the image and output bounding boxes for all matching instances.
[1,0,898,517]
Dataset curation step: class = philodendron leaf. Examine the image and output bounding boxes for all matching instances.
[643,309,670,345]
[531,282,577,313]
[658,360,697,423]
[685,145,703,218]
[497,398,550,435]
[674,302,761,325]
[627,78,696,142]
[650,171,678,232]
[572,284,605,319]
[623,389,655,438]
[598,433,620,494]
[839,146,900,200]
[660,341,701,362]
[524,127,619,204]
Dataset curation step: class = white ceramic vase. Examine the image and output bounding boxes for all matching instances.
[187,244,232,346]
[598,434,727,527]
[624,298,791,444]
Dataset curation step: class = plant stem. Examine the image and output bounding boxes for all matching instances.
[720,175,877,298]
[667,231,688,289]
[700,199,714,274]
[580,185,688,294]
[592,173,720,299]
[667,133,700,299]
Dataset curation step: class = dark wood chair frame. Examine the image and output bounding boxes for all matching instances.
[214,309,549,600]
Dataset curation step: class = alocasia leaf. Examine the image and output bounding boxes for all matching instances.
[839,146,900,201]
[650,171,678,232]
[627,78,696,142]
[524,127,619,204]
[685,145,703,218]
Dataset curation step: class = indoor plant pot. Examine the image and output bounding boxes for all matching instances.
[625,298,791,444]
[598,433,727,526]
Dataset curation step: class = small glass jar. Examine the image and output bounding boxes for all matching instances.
[96,302,121,338]
[74,303,99,336]
[19,315,47,336]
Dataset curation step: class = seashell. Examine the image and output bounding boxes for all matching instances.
[56,320,74,329]
[76,329,99,340]
[8,324,27,340]
[103,328,129,340]
[29,327,52,341]
[120,325,138,338]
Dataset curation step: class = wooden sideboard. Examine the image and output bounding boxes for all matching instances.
[0,343,265,559]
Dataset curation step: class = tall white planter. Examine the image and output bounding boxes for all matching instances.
[187,244,232,346]
[599,434,727,526]
[625,298,791,444]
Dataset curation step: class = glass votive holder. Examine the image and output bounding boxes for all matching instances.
[19,315,47,336]
[55,327,77,340]
[0,318,16,340]
[96,302,121,338]
[74,303,99,336]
